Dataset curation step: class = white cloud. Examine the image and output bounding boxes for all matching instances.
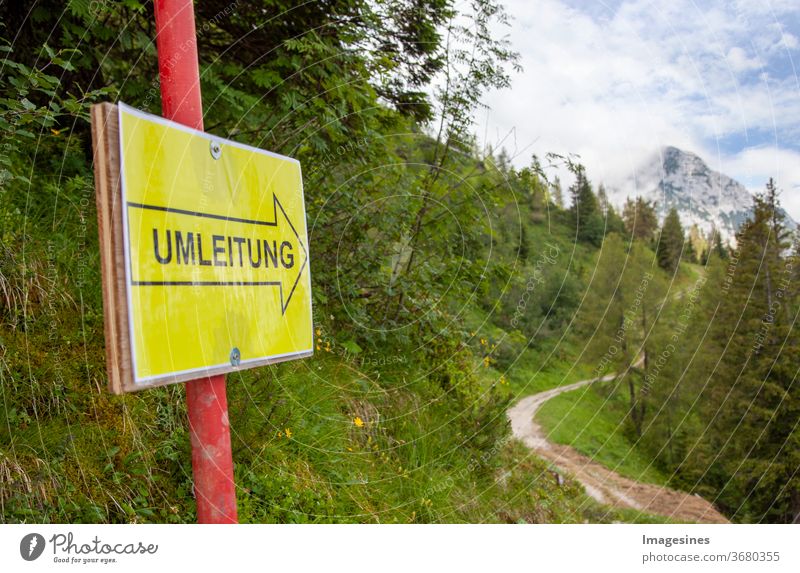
[726,47,763,72]
[780,32,799,50]
[719,146,800,218]
[480,0,800,219]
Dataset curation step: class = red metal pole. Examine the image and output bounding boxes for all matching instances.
[153,0,238,524]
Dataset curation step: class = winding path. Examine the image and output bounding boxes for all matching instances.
[507,373,729,523]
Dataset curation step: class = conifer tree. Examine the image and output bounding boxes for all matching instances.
[605,203,627,235]
[712,229,728,260]
[622,196,659,241]
[496,147,511,175]
[656,207,684,272]
[594,184,625,234]
[597,183,609,214]
[569,167,604,246]
[682,238,697,264]
[693,183,799,521]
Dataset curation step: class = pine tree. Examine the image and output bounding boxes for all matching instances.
[622,196,658,241]
[594,184,625,235]
[569,168,604,246]
[712,229,728,260]
[605,203,626,235]
[496,147,511,175]
[687,224,706,262]
[656,207,684,272]
[693,182,799,521]
[597,183,609,214]
[682,238,697,263]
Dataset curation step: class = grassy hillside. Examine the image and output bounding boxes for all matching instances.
[0,279,655,523]
[0,158,665,523]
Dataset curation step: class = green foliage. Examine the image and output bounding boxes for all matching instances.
[566,180,800,523]
[2,2,797,526]
[604,203,626,236]
[682,238,697,263]
[0,0,627,525]
[679,182,800,522]
[577,234,670,437]
[656,207,684,273]
[622,196,658,242]
[568,167,604,246]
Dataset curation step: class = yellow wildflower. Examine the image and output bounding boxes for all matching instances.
[353,416,364,427]
[285,428,293,439]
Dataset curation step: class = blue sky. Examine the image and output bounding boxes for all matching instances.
[482,0,800,218]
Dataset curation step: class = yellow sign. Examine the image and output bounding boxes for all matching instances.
[118,103,312,386]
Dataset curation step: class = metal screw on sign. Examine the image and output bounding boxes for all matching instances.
[230,347,241,367]
[210,140,222,159]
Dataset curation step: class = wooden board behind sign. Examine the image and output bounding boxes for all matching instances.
[91,103,133,394]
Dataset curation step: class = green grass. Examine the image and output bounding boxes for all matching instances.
[0,241,669,524]
[505,344,595,397]
[0,241,625,525]
[0,165,676,524]
[536,380,671,487]
[0,316,653,524]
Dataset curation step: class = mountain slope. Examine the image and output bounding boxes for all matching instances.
[611,146,796,243]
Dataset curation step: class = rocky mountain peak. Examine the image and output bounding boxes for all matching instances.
[610,146,795,243]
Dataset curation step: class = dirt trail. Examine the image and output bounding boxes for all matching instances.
[507,374,729,523]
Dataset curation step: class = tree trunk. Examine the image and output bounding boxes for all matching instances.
[627,374,642,437]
